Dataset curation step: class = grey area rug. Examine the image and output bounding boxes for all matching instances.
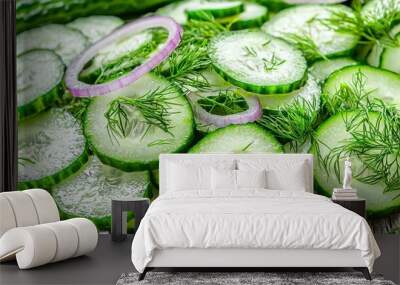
[116,272,396,285]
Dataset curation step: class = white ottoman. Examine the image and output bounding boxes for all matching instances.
[0,189,98,269]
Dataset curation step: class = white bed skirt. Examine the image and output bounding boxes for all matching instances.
[148,248,366,268]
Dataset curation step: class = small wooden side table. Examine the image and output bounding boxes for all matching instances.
[111,198,150,242]
[332,198,366,218]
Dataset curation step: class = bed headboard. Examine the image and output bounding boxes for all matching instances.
[159,154,313,195]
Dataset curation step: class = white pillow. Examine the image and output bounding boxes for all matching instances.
[167,163,211,191]
[211,168,236,190]
[237,159,308,191]
[166,159,236,192]
[211,169,268,190]
[236,169,267,189]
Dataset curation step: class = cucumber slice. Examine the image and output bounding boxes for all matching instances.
[309,57,358,84]
[157,0,201,25]
[209,30,307,94]
[79,28,166,84]
[189,123,283,153]
[18,108,89,190]
[84,74,194,171]
[262,5,359,58]
[219,2,269,30]
[52,156,150,230]
[17,49,65,120]
[379,24,400,73]
[17,24,90,65]
[323,65,400,108]
[361,0,400,26]
[186,1,244,20]
[366,44,383,67]
[311,111,400,217]
[256,74,320,111]
[157,0,244,23]
[381,35,400,74]
[66,15,124,43]
[366,25,400,69]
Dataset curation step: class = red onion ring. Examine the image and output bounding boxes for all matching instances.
[188,91,262,128]
[65,16,182,97]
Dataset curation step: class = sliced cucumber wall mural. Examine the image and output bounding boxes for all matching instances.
[17,0,400,233]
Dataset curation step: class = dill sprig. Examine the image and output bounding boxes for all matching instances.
[240,141,255,152]
[284,32,327,62]
[243,46,258,57]
[319,0,400,48]
[18,157,35,166]
[155,42,211,91]
[181,18,227,46]
[155,19,227,91]
[64,96,92,122]
[322,69,375,115]
[257,96,320,152]
[322,101,400,195]
[104,86,180,143]
[197,89,248,116]
[262,53,286,71]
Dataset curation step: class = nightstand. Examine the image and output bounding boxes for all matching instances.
[332,198,366,218]
[111,198,150,242]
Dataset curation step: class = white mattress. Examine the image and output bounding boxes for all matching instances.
[131,190,380,273]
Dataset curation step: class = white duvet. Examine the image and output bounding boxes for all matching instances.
[131,190,380,272]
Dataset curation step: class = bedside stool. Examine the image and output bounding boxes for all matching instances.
[111,198,150,242]
[332,198,366,218]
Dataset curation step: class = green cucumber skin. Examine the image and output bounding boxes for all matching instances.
[255,0,291,12]
[16,0,174,33]
[186,3,245,20]
[58,203,137,231]
[59,208,112,231]
[18,144,90,191]
[59,209,135,231]
[229,12,269,30]
[87,130,195,172]
[18,81,65,121]
[189,123,284,153]
[212,64,308,95]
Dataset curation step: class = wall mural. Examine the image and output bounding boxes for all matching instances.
[17,0,400,233]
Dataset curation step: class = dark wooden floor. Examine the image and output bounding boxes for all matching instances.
[1,234,398,285]
[0,234,134,285]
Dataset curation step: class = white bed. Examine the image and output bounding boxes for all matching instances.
[131,154,380,280]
